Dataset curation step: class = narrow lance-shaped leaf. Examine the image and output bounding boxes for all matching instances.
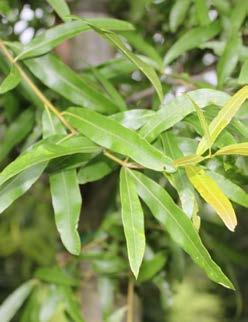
[110,109,155,130]
[0,64,21,94]
[64,107,174,172]
[47,0,71,22]
[120,167,145,278]
[195,0,210,26]
[215,142,248,156]
[185,165,237,231]
[197,86,248,155]
[169,0,191,33]
[0,280,37,322]
[173,154,205,167]
[164,21,221,65]
[128,169,234,289]
[238,59,248,85]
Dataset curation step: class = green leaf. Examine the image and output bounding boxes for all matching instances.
[207,171,248,208]
[16,19,134,60]
[128,169,234,289]
[197,86,248,155]
[230,0,248,33]
[138,252,166,282]
[186,166,237,231]
[111,109,155,130]
[0,135,100,187]
[173,154,205,167]
[195,0,210,26]
[24,54,119,114]
[164,21,221,65]
[140,89,229,142]
[0,280,36,322]
[238,59,248,85]
[47,0,71,22]
[215,142,248,156]
[64,107,174,172]
[90,27,163,102]
[169,0,191,33]
[217,34,241,87]
[0,109,34,163]
[35,267,78,286]
[62,287,85,322]
[0,65,21,94]
[119,167,145,278]
[50,169,82,255]
[0,164,46,214]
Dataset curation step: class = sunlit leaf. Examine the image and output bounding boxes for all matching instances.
[47,0,71,22]
[173,154,205,167]
[215,142,248,156]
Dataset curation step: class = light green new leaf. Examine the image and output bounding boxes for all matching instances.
[238,59,248,85]
[64,107,174,172]
[0,135,100,187]
[173,154,205,167]
[47,0,71,22]
[169,0,191,33]
[0,280,36,322]
[215,142,248,156]
[217,34,241,87]
[128,169,234,289]
[91,27,163,102]
[50,170,82,255]
[0,164,46,214]
[16,19,134,60]
[207,171,248,208]
[120,167,145,278]
[186,166,237,231]
[0,65,21,94]
[25,54,119,114]
[197,86,248,155]
[164,21,221,65]
[195,0,210,26]
[140,89,229,142]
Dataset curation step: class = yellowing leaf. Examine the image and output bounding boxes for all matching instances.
[173,154,205,167]
[186,166,237,231]
[197,86,248,155]
[215,142,248,156]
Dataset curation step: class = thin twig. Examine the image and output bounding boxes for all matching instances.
[127,279,134,322]
[103,150,144,169]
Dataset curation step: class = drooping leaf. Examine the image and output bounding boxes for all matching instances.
[140,89,229,142]
[195,0,210,26]
[0,135,100,187]
[238,59,248,85]
[186,165,237,231]
[215,142,248,156]
[217,34,241,87]
[47,0,71,22]
[164,21,221,65]
[0,280,36,322]
[197,86,248,155]
[128,169,234,289]
[0,64,21,94]
[207,171,248,208]
[16,19,134,60]
[169,0,191,33]
[119,167,145,278]
[64,107,174,172]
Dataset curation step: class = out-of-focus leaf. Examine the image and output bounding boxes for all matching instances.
[238,59,248,85]
[230,0,248,32]
[215,142,248,156]
[111,109,155,130]
[64,108,174,172]
[161,132,198,218]
[120,167,145,278]
[0,65,21,94]
[0,109,34,163]
[129,169,234,289]
[164,21,221,65]
[0,280,36,322]
[138,252,166,282]
[173,154,205,167]
[207,171,248,208]
[0,135,100,187]
[78,155,116,184]
[0,164,46,214]
[140,89,229,142]
[195,0,210,26]
[186,165,237,231]
[217,34,241,87]
[212,0,230,14]
[24,54,119,114]
[197,86,248,155]
[16,19,134,60]
[107,307,127,322]
[47,0,71,22]
[35,267,78,286]
[169,0,191,32]
[62,287,85,322]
